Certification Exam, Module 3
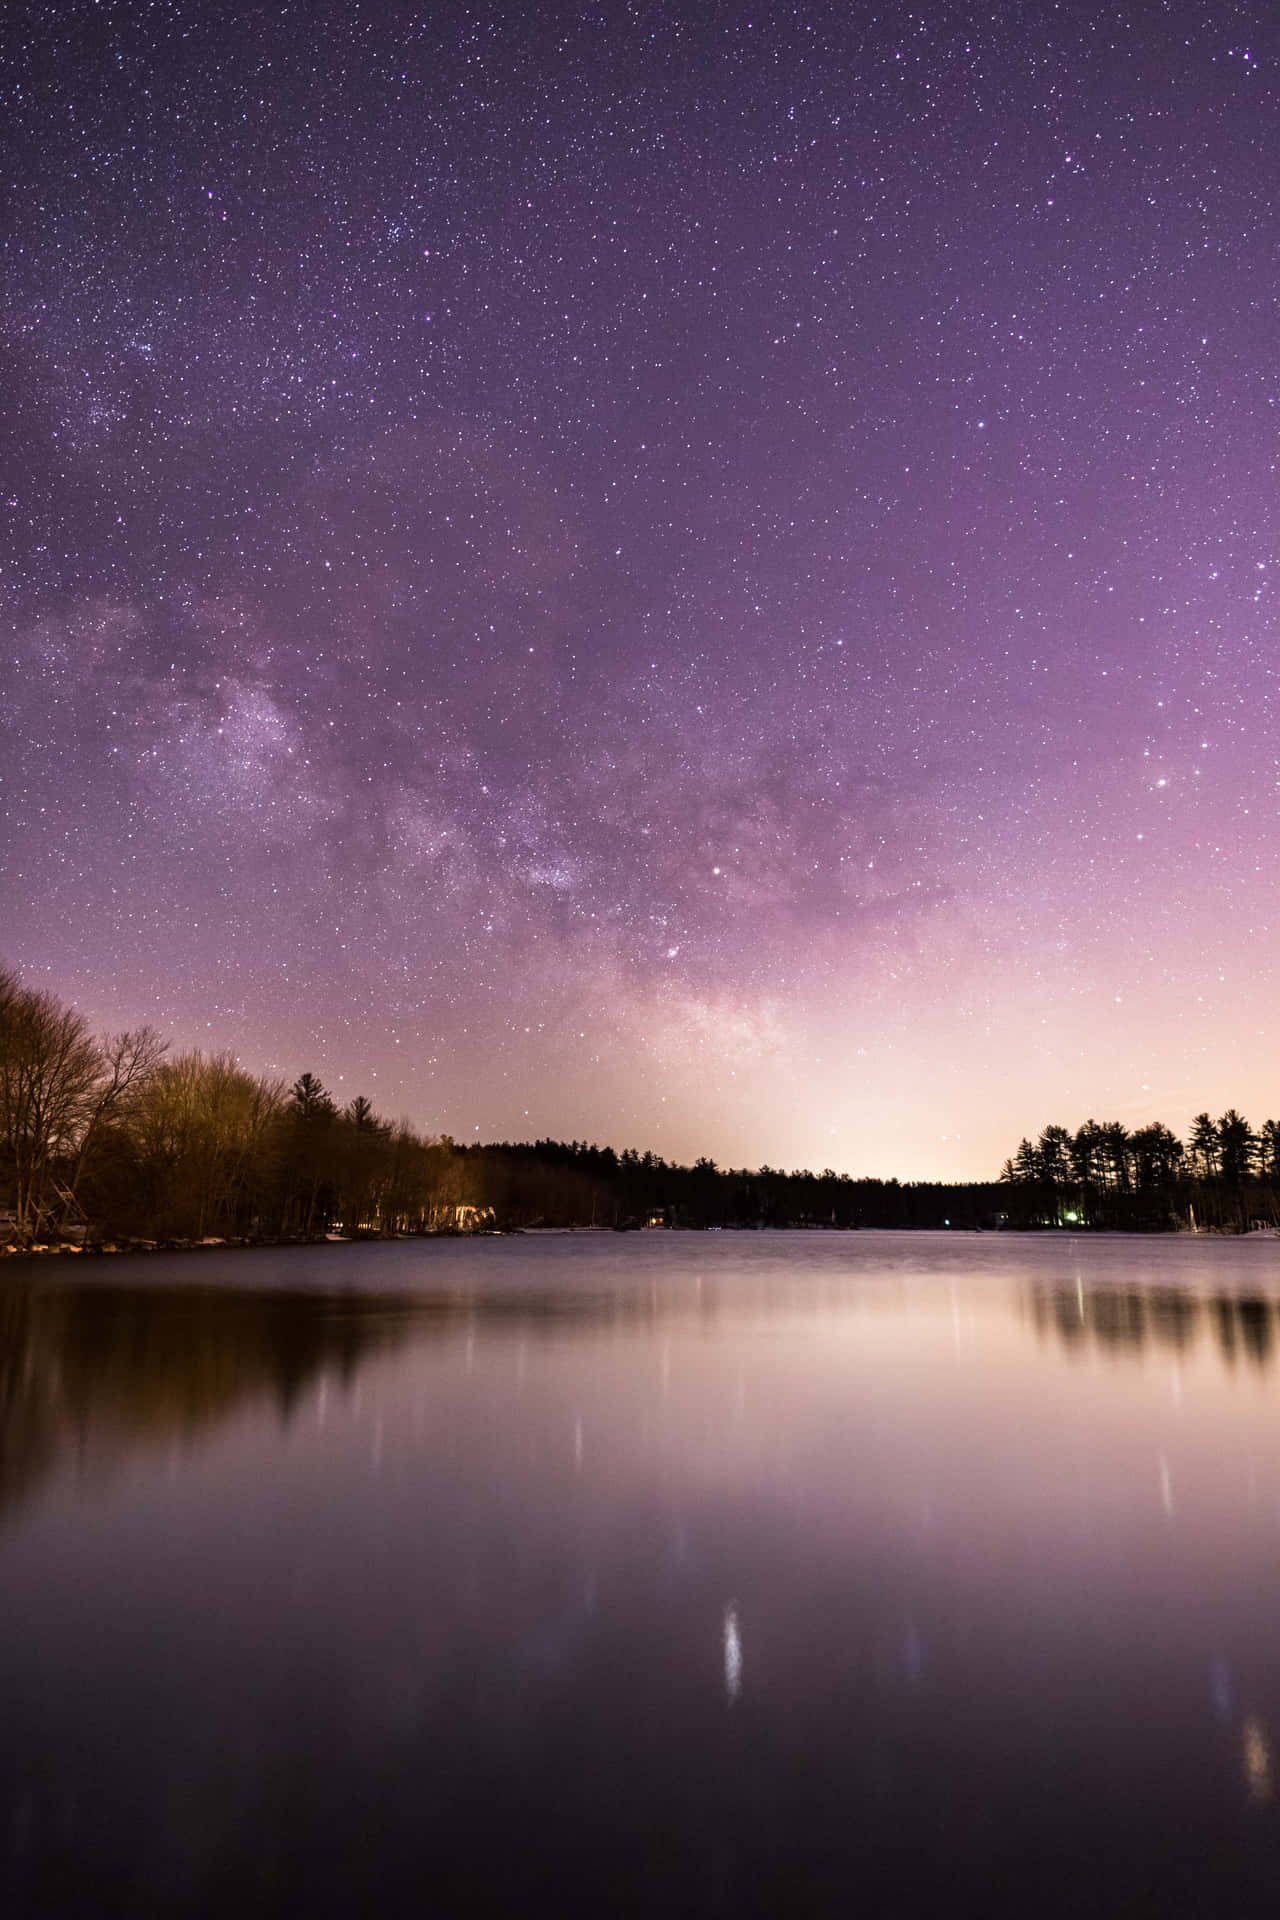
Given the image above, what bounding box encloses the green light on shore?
[1064,1211,1080,1223]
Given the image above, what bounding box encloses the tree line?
[0,967,464,1246]
[452,1136,1008,1234]
[1001,1112,1280,1231]
[0,965,1013,1245]
[4,963,1274,1246]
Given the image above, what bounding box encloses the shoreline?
[5,1222,1278,1264]
[0,1228,514,1261]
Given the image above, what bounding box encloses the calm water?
[5,1231,1280,1916]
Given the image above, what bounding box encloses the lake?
[4,1230,1280,1915]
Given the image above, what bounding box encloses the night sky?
[3,1,1277,1179]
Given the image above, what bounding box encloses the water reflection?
[0,1263,698,1526]
[1244,1717,1275,1801]
[1028,1282,1280,1368]
[0,1278,420,1524]
[723,1604,743,1705]
[6,1259,1280,1537]
[5,1239,1280,1917]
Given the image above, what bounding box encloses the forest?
[999,1114,1280,1233]
[0,964,1274,1247]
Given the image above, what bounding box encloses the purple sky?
[3,1,1277,1178]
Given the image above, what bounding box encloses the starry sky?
[3,0,1277,1180]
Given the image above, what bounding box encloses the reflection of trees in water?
[0,1280,421,1525]
[0,1273,689,1527]
[1230,1296,1272,1366]
[1029,1284,1278,1369]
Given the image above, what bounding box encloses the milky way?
[2,2,1277,1178]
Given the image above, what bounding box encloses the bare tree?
[135,1052,284,1238]
[0,969,105,1236]
[68,1026,168,1205]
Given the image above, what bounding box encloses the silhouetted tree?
[345,1094,381,1133]
[1100,1121,1131,1191]
[290,1072,336,1121]
[1189,1112,1219,1179]
[1013,1138,1041,1182]
[1038,1124,1072,1187]
[1217,1110,1257,1187]
[1070,1121,1105,1189]
[1129,1122,1182,1191]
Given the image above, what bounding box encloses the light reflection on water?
[3,1231,1280,1915]
[723,1604,743,1706]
